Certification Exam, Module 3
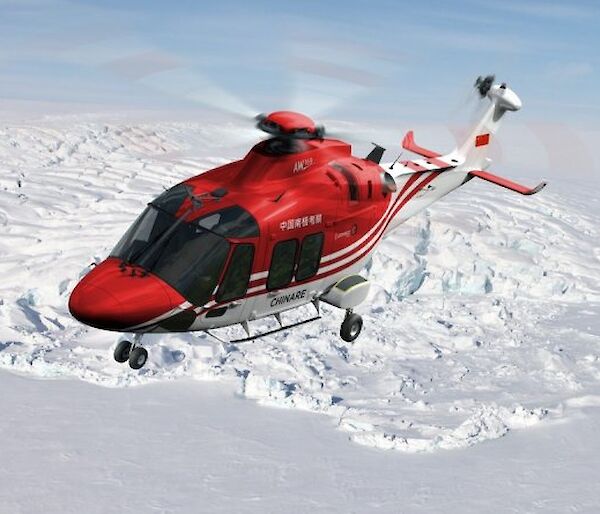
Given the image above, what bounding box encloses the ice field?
[0,118,599,512]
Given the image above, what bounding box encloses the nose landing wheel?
[113,335,148,369]
[128,346,148,370]
[113,340,132,363]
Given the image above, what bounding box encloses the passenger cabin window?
[296,233,324,281]
[267,240,298,290]
[217,244,254,303]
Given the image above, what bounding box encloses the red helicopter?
[69,76,546,369]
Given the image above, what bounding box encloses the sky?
[0,0,598,179]
[0,0,597,122]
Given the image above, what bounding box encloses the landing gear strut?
[340,309,363,342]
[113,334,148,369]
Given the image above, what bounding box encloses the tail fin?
[456,81,522,169]
[398,77,546,197]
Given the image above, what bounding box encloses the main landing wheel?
[114,340,132,363]
[128,346,148,370]
[340,312,363,342]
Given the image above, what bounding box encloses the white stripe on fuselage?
[318,173,432,274]
[320,187,400,264]
[129,171,438,330]
[125,301,192,331]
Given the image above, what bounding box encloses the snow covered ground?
[3,371,600,513]
[1,118,599,512]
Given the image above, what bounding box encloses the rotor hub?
[256,111,323,139]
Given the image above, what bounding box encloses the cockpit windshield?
[110,184,259,306]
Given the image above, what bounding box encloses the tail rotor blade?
[474,74,495,98]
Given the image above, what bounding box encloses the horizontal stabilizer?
[402,130,441,159]
[468,170,547,195]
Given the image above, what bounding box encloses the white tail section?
[396,78,545,205]
[456,83,522,170]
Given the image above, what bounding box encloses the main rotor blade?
[140,68,258,121]
[284,37,396,118]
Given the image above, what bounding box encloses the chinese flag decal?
[475,133,490,147]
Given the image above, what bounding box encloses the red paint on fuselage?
[69,258,185,330]
[69,136,391,332]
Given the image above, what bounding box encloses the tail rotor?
[474,74,495,98]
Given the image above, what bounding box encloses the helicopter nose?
[69,284,124,329]
[69,259,183,331]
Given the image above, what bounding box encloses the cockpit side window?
[110,204,231,307]
[109,191,257,307]
[195,206,259,238]
[151,228,230,306]
[197,213,221,231]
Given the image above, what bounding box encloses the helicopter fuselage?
[69,82,545,369]
[69,135,466,335]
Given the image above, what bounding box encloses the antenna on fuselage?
[389,152,403,170]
